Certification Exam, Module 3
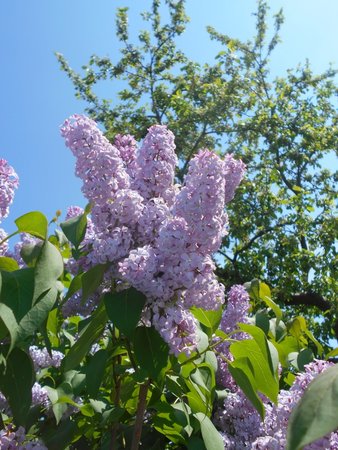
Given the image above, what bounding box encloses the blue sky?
[1,0,338,234]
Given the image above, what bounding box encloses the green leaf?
[194,412,224,450]
[0,257,19,272]
[0,347,34,425]
[0,269,34,321]
[104,288,146,336]
[60,213,87,249]
[16,242,64,342]
[230,328,278,403]
[187,436,206,450]
[133,326,169,379]
[20,242,43,267]
[85,349,108,397]
[46,382,73,424]
[42,418,77,450]
[63,302,108,371]
[15,211,48,239]
[0,303,19,353]
[64,273,82,302]
[32,241,64,305]
[153,400,187,444]
[240,323,279,375]
[286,364,338,450]
[191,307,222,331]
[82,264,107,302]
[228,357,265,419]
[261,295,283,324]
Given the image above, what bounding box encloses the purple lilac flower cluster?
[216,285,251,391]
[29,345,64,371]
[61,115,245,355]
[0,159,19,255]
[215,358,338,449]
[0,426,47,450]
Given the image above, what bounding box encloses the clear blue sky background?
[1,0,338,234]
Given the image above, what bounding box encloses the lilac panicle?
[0,159,19,222]
[29,345,63,371]
[60,115,130,209]
[133,125,178,203]
[216,285,250,391]
[223,153,246,204]
[173,149,229,254]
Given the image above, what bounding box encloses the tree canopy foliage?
[56,0,338,343]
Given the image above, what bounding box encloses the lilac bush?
[0,118,335,449]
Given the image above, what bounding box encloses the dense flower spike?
[216,285,251,390]
[0,159,19,222]
[173,149,229,254]
[223,154,246,204]
[60,115,130,209]
[61,115,245,354]
[133,125,178,202]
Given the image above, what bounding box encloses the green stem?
[0,230,19,247]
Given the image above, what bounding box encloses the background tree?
[56,0,337,343]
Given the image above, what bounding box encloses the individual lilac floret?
[133,125,178,202]
[223,154,246,204]
[0,159,19,222]
[152,304,198,356]
[29,346,64,371]
[173,149,229,254]
[60,115,130,209]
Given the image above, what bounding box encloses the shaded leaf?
[104,288,146,336]
[133,326,169,379]
[0,348,34,425]
[82,264,107,303]
[63,302,108,371]
[60,213,87,249]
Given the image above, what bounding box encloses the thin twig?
[130,379,151,450]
